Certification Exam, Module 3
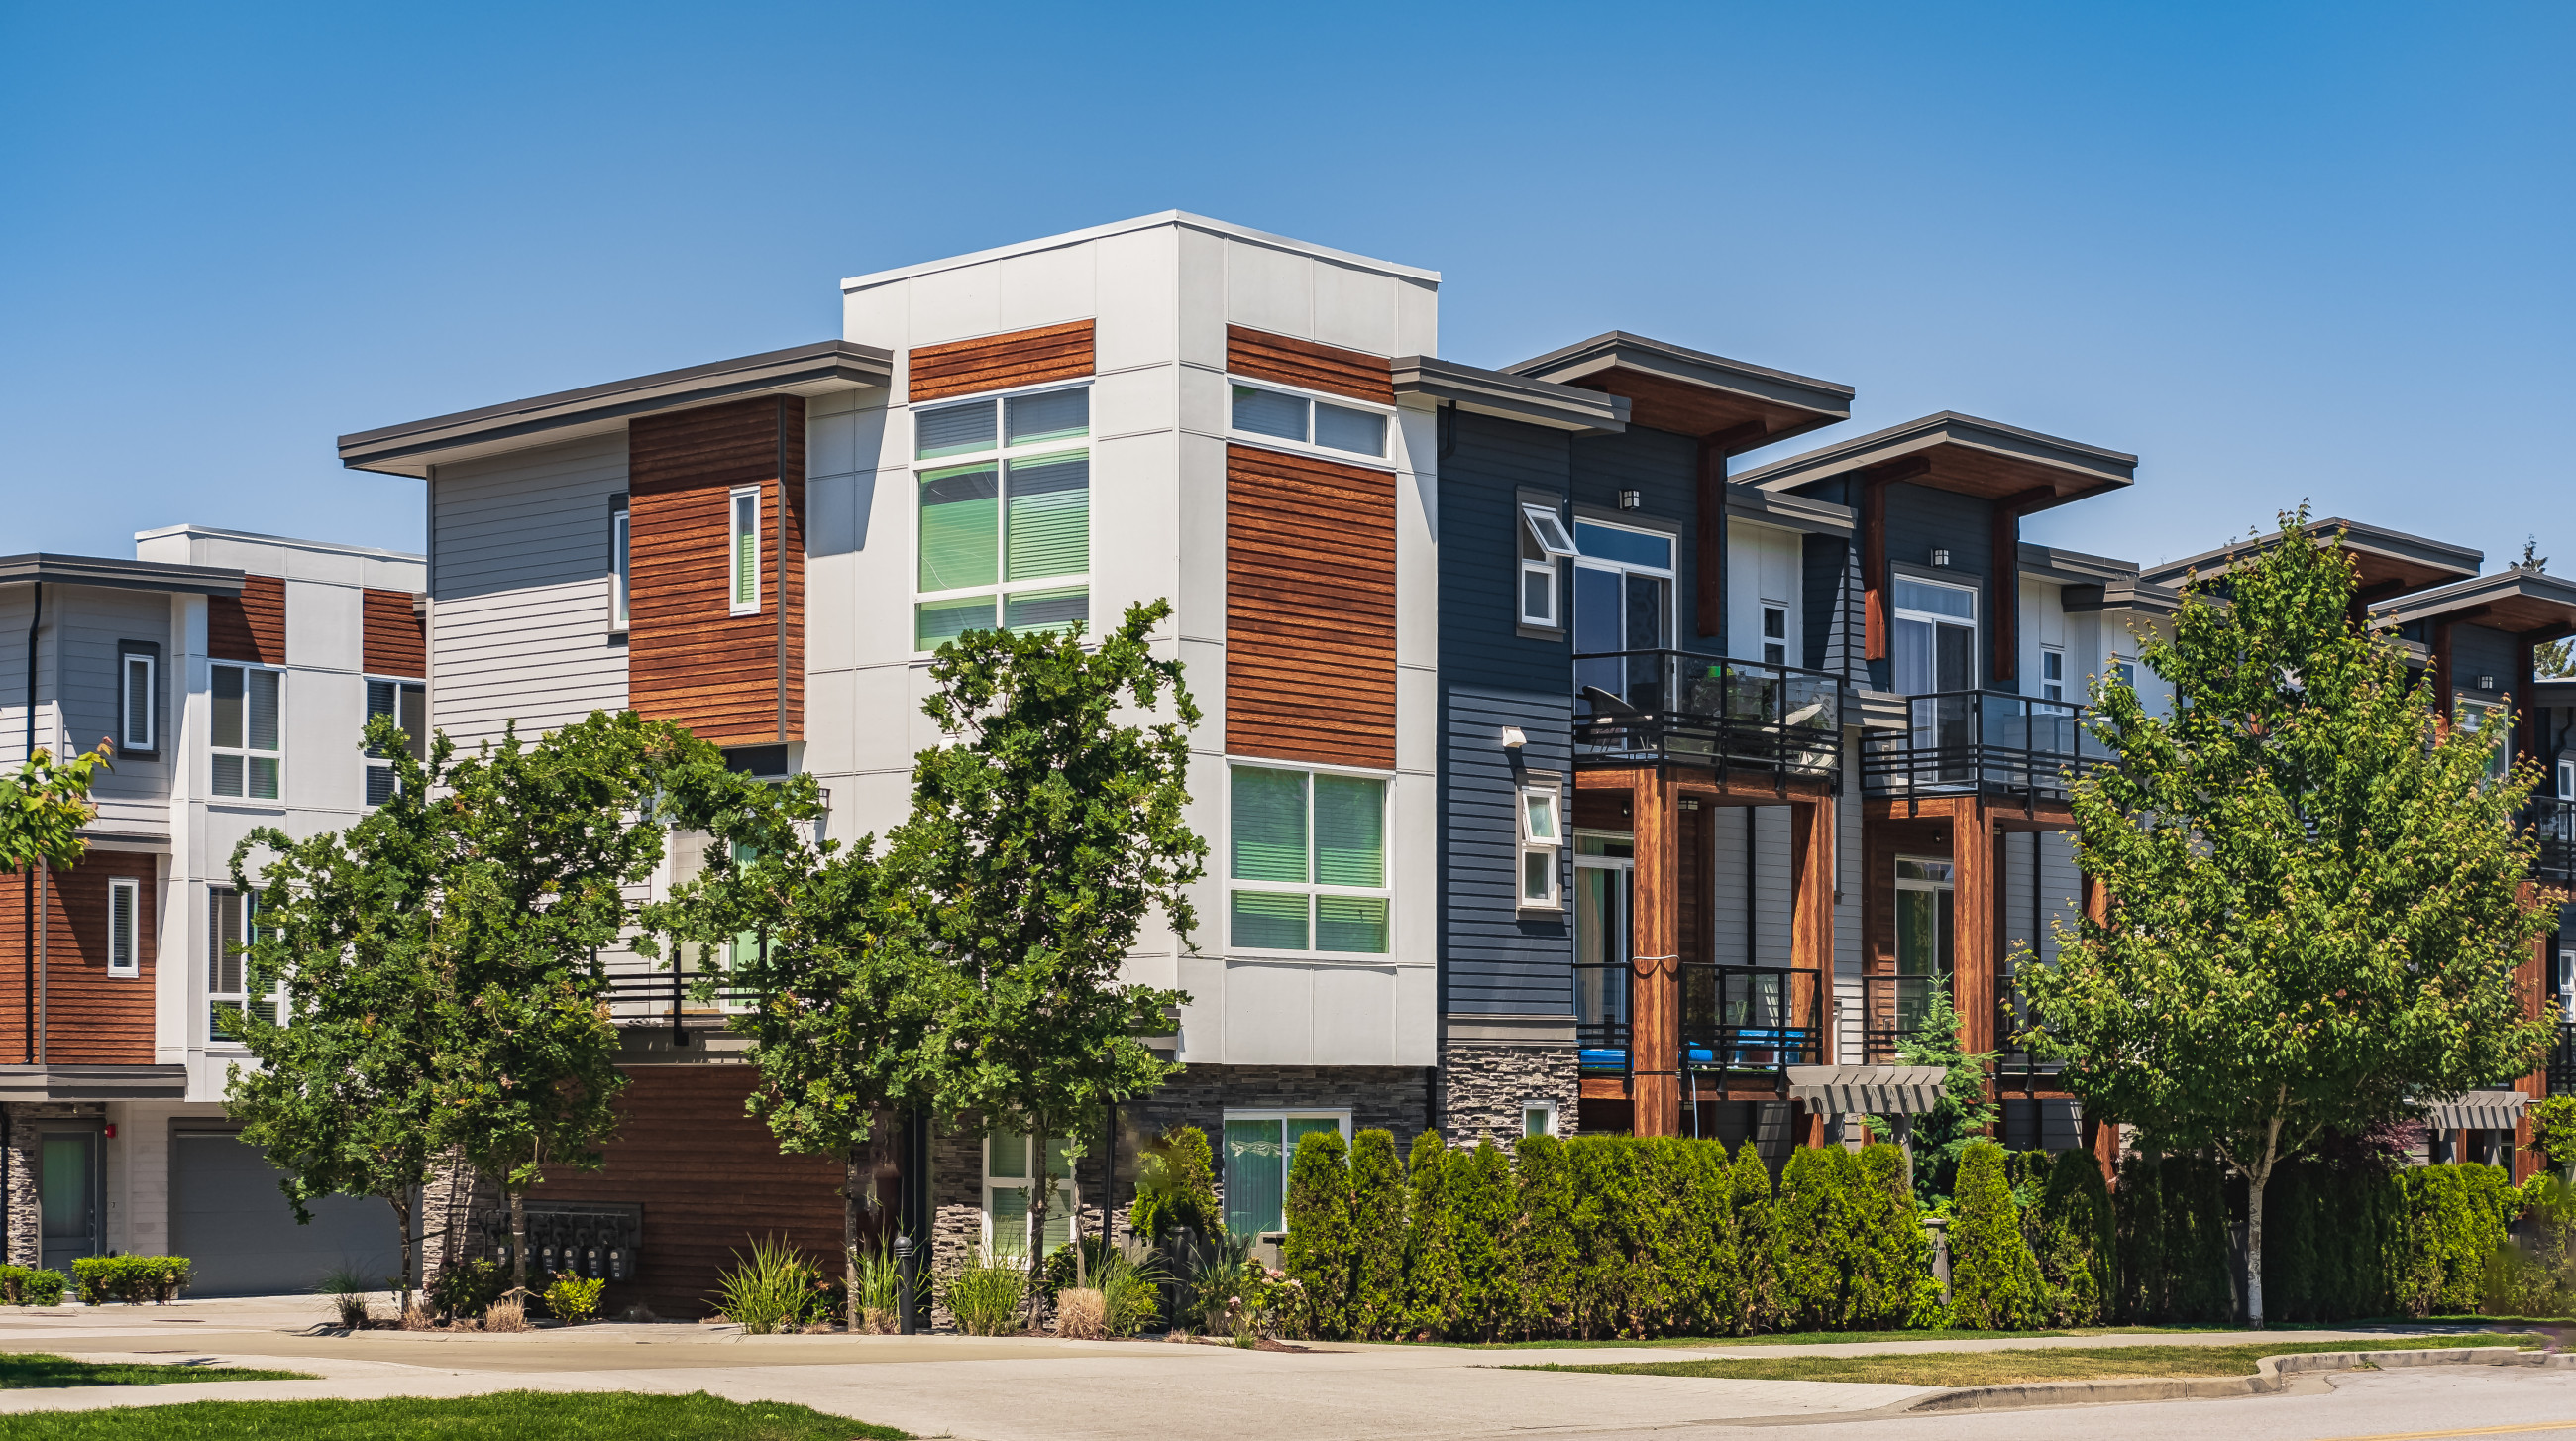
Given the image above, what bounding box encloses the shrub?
[1054,1286,1107,1338]
[1130,1126,1221,1244]
[2112,1151,2165,1321]
[1513,1133,1580,1340]
[1399,1131,1457,1337]
[1851,1143,1945,1329]
[944,1245,1031,1337]
[542,1274,605,1324]
[714,1236,825,1335]
[1728,1139,1778,1334]
[0,1266,65,1307]
[1347,1129,1408,1339]
[1675,1137,1739,1337]
[1771,1146,1854,1331]
[1450,1140,1518,1342]
[316,1266,374,1329]
[1281,1127,1354,1339]
[71,1256,190,1305]
[430,1257,507,1321]
[2032,1150,2114,1325]
[2399,1163,2516,1316]
[2530,1096,2576,1175]
[1092,1248,1164,1337]
[1946,1142,2044,1330]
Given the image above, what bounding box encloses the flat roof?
[339,340,893,479]
[1502,332,1853,450]
[133,524,423,565]
[2142,516,2480,599]
[2371,567,2576,637]
[1390,356,1627,433]
[841,210,1443,291]
[1737,411,2135,513]
[0,553,244,596]
[1726,483,1854,538]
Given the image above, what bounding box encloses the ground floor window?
[1893,855,1955,1036]
[1221,1111,1349,1236]
[1522,1099,1558,1137]
[983,1131,1073,1258]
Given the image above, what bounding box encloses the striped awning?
[1787,1065,1950,1116]
[2424,1091,2527,1130]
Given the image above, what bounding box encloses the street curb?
[1904,1345,2567,1413]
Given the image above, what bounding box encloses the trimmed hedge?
[1348,1129,1408,1339]
[1281,1128,1353,1338]
[1948,1141,2044,1329]
[71,1255,190,1305]
[0,1266,65,1306]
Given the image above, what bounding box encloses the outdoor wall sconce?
[1499,725,1528,749]
[1930,548,1952,567]
[2477,676,2497,690]
[1618,490,1642,510]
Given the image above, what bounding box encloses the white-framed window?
[364,679,427,807]
[982,1130,1073,1258]
[914,384,1091,651]
[609,498,630,631]
[1228,764,1390,955]
[210,664,282,801]
[208,886,278,1041]
[1519,783,1562,909]
[1229,381,1389,460]
[2040,646,2066,702]
[1571,519,1677,706]
[1761,604,1789,668]
[727,486,762,614]
[1519,503,1576,628]
[1522,1099,1559,1137]
[2557,949,2574,1024]
[2456,698,2509,780]
[1221,1110,1350,1236]
[2559,758,2574,801]
[106,877,140,978]
[1891,577,1978,696]
[2109,655,2137,692]
[119,652,155,753]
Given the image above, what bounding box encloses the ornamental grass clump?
[315,1267,375,1329]
[714,1237,825,1336]
[944,1245,1030,1337]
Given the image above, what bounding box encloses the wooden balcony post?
[1790,795,1836,1063]
[1952,803,1997,1066]
[1632,774,1681,1137]
[2518,880,2549,1182]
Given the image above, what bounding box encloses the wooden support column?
[1862,476,1892,663]
[2518,879,2549,1183]
[2082,870,2108,926]
[1789,795,1837,1063]
[1986,488,2052,687]
[1952,802,1997,1065]
[1632,774,1681,1137]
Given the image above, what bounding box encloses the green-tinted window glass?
[915,596,996,650]
[987,1132,1028,1180]
[1005,388,1088,447]
[987,1185,1029,1258]
[1223,1119,1286,1236]
[1005,452,1089,581]
[1003,587,1088,634]
[918,464,999,592]
[732,491,760,607]
[1316,895,1388,954]
[1231,768,1308,882]
[1313,776,1384,887]
[1231,890,1309,950]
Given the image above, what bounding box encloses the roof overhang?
[0,1064,190,1102]
[1391,356,1627,433]
[339,339,895,479]
[1736,412,2135,514]
[2534,679,2576,713]
[2061,579,2183,616]
[0,554,243,597]
[2371,567,2576,638]
[1502,332,1852,450]
[1787,1064,1950,1115]
[1726,482,1854,538]
[2143,517,2481,600]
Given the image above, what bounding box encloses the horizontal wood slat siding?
[628,398,804,747]
[524,1065,851,1319]
[1227,325,1395,405]
[0,854,157,1064]
[908,320,1095,402]
[206,575,285,665]
[361,588,425,677]
[1227,444,1395,768]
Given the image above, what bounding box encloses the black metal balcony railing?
[2551,1022,2576,1095]
[1861,690,2116,803]
[1857,970,2062,1088]
[603,968,760,1028]
[1573,961,1632,1075]
[1573,650,1845,782]
[1572,961,1824,1081]
[2530,799,2576,887]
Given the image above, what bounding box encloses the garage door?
[171,1132,405,1298]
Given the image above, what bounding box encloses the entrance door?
[1574,833,1636,1057]
[1572,522,1675,712]
[1892,578,1979,779]
[39,1132,98,1275]
[1892,856,1956,1042]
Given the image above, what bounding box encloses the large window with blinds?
[913,385,1090,650]
[1222,1111,1349,1236]
[207,887,279,1041]
[982,1131,1074,1258]
[363,679,427,806]
[209,664,282,801]
[1228,764,1390,955]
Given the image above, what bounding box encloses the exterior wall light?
[2477,676,2497,691]
[1500,725,1528,749]
[1930,548,1952,567]
[1617,490,1642,510]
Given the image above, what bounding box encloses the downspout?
[775,397,789,745]
[23,581,40,1064]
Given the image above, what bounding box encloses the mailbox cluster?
[477,1204,644,1282]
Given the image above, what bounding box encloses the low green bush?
[1129,1125,1221,1243]
[540,1275,605,1324]
[71,1256,190,1305]
[0,1266,65,1306]
[429,1257,506,1321]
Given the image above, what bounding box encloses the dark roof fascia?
[2061,579,2184,616]
[0,554,245,597]
[1725,483,1854,537]
[1734,411,2137,513]
[2018,542,2141,586]
[1501,332,1854,434]
[0,1063,190,1101]
[339,339,895,479]
[2370,568,2576,631]
[1391,356,1628,433]
[2140,516,2482,589]
[2531,678,2576,713]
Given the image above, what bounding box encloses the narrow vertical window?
[728,487,761,614]
[609,499,630,631]
[209,887,246,1039]
[1520,783,1562,909]
[209,665,282,801]
[120,653,155,753]
[364,680,425,806]
[2041,646,2066,702]
[107,877,140,978]
[1761,605,1789,668]
[1519,504,1575,629]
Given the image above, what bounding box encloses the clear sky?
[3,2,2568,573]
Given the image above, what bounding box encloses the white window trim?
[1223,375,1401,471]
[120,652,155,753]
[1224,759,1397,960]
[1572,518,1680,659]
[980,1130,1073,1257]
[727,486,762,615]
[208,663,284,803]
[1519,504,1576,630]
[1760,601,1791,667]
[106,877,140,978]
[911,383,1095,655]
[1518,782,1563,911]
[2559,758,2574,801]
[207,886,249,1047]
[609,505,630,632]
[363,676,424,807]
[2561,949,2575,1023]
[1220,1108,1354,1237]
[1521,1098,1559,1137]
[2040,644,2067,703]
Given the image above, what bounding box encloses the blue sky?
[3,2,2567,572]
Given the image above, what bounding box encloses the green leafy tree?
[1130,1125,1220,1242]
[885,600,1206,1315]
[1946,1140,2045,1329]
[2019,509,2558,1325]
[1281,1127,1354,1338]
[1872,979,1996,1204]
[1347,1129,1409,1339]
[0,741,111,873]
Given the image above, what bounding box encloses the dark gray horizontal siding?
[1569,426,1714,649]
[1883,481,2002,692]
[1443,686,1573,1016]
[2448,621,2519,711]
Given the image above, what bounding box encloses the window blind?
[918,465,1000,592]
[1223,1119,1286,1236]
[1005,388,1088,447]
[1312,402,1384,457]
[108,880,137,975]
[916,399,996,460]
[732,492,760,607]
[1231,768,1307,882]
[1312,776,1384,887]
[1004,452,1088,582]
[122,655,153,751]
[1003,588,1088,633]
[1232,386,1306,442]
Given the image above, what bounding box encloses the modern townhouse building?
[0,528,420,1291]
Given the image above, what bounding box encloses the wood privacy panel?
[909,320,1095,403]
[1227,326,1396,405]
[362,588,425,677]
[0,853,157,1064]
[1226,445,1396,768]
[627,396,805,747]
[206,575,285,665]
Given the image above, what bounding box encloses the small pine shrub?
[1449,1141,1518,1341]
[1729,1139,1779,1334]
[1512,1133,1580,1340]
[1399,1131,1458,1338]
[1347,1129,1408,1340]
[1130,1125,1222,1243]
[2032,1149,2113,1325]
[1946,1141,2045,1330]
[1281,1127,1355,1339]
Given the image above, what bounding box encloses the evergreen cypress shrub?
[1946,1141,2045,1329]
[1346,1129,1408,1340]
[1771,1145,1854,1331]
[1852,1142,1946,1329]
[1620,1140,1691,1335]
[1400,1131,1459,1338]
[1449,1140,1519,1341]
[1513,1133,1580,1340]
[1565,1137,1626,1337]
[2399,1163,2515,1316]
[2033,1149,2114,1325]
[1281,1127,1354,1339]
[2112,1152,2165,1321]
[1728,1139,1779,1333]
[2166,1154,2234,1322]
[1677,1138,1740,1336]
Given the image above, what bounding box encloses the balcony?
[2551,1022,2576,1094]
[1861,690,2116,803]
[1573,650,1845,783]
[605,967,758,1030]
[2531,799,2576,887]
[1574,961,1825,1085]
[1858,970,2061,1090]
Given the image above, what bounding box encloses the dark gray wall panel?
[1883,482,2005,692]
[1569,426,1713,650]
[172,1132,404,1297]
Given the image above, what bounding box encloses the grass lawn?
[1516,1332,2542,1386]
[0,1353,313,1389]
[0,1391,909,1439]
[1434,1324,2229,1349]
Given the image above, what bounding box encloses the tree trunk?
[845,1152,862,1333]
[507,1187,528,1294]
[1070,1148,1087,1290]
[389,1193,415,1318]
[2245,1167,2267,1328]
